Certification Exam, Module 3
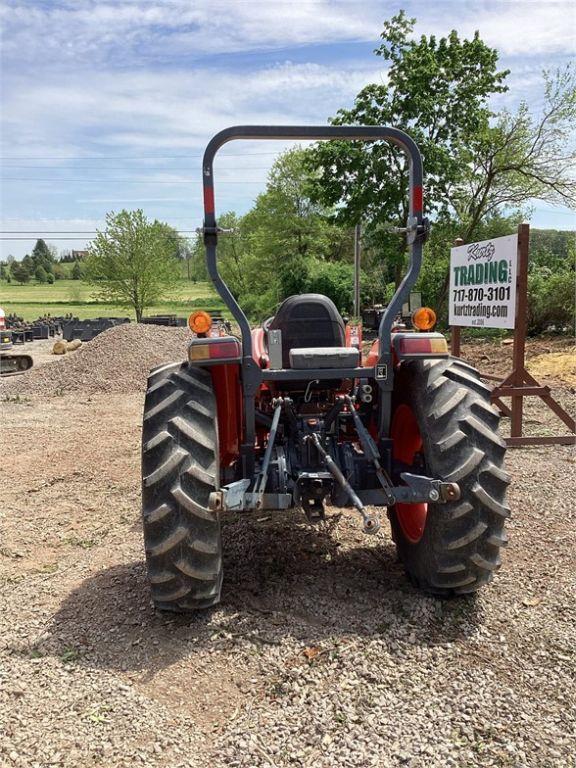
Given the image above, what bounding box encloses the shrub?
[528,267,575,334]
[35,265,48,283]
[278,256,310,299]
[53,263,66,280]
[308,261,355,314]
[11,262,31,284]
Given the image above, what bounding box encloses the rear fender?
[392,332,449,361]
[187,335,241,367]
[363,333,449,369]
[187,336,242,467]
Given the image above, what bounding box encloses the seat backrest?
[267,294,345,368]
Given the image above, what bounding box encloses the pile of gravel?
[1,324,191,397]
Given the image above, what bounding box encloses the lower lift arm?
[307,433,380,534]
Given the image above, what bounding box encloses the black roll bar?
[201,125,427,470]
[202,125,425,356]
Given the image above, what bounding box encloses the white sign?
[449,234,517,329]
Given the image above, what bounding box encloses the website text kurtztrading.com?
[452,302,509,327]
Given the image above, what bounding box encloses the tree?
[235,149,353,316]
[35,264,48,283]
[177,238,195,280]
[308,261,356,313]
[278,255,310,298]
[248,149,351,263]
[46,272,55,284]
[11,261,31,284]
[425,65,576,311]
[525,230,575,335]
[210,211,247,296]
[5,255,15,283]
[452,65,576,242]
[31,239,55,275]
[528,268,574,334]
[53,263,66,280]
[71,261,83,280]
[85,209,180,321]
[189,233,209,283]
[306,11,509,285]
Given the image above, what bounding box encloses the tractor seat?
[265,294,355,369]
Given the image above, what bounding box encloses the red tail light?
[188,337,241,363]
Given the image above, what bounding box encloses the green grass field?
[0,279,225,321]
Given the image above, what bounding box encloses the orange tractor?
[141,126,509,612]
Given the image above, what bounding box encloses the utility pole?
[353,223,361,318]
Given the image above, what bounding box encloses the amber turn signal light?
[188,310,212,335]
[412,306,437,331]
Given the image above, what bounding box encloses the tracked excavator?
[0,307,33,376]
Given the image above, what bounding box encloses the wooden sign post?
[449,223,575,447]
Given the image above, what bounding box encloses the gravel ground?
[1,332,575,767]
[1,324,191,397]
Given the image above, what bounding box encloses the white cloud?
[1,0,573,261]
[443,2,575,56]
[0,0,379,64]
[1,0,573,68]
[1,61,384,159]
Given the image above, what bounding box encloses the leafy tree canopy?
[204,150,354,317]
[452,65,576,242]
[11,261,31,284]
[85,209,180,321]
[34,264,49,283]
[71,261,83,280]
[31,239,55,274]
[306,11,509,237]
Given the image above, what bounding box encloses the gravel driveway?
[1,332,574,767]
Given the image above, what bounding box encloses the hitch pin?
[307,433,380,535]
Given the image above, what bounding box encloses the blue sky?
[0,0,574,260]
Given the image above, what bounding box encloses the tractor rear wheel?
[141,362,222,612]
[390,357,510,596]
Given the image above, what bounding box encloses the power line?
[0,231,200,234]
[0,177,268,183]
[0,150,290,161]
[0,237,92,241]
[0,238,195,241]
[0,233,203,241]
[0,164,275,170]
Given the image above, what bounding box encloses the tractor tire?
[389,357,510,596]
[141,362,222,612]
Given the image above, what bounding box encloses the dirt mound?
[528,351,576,387]
[461,336,575,386]
[1,323,192,397]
